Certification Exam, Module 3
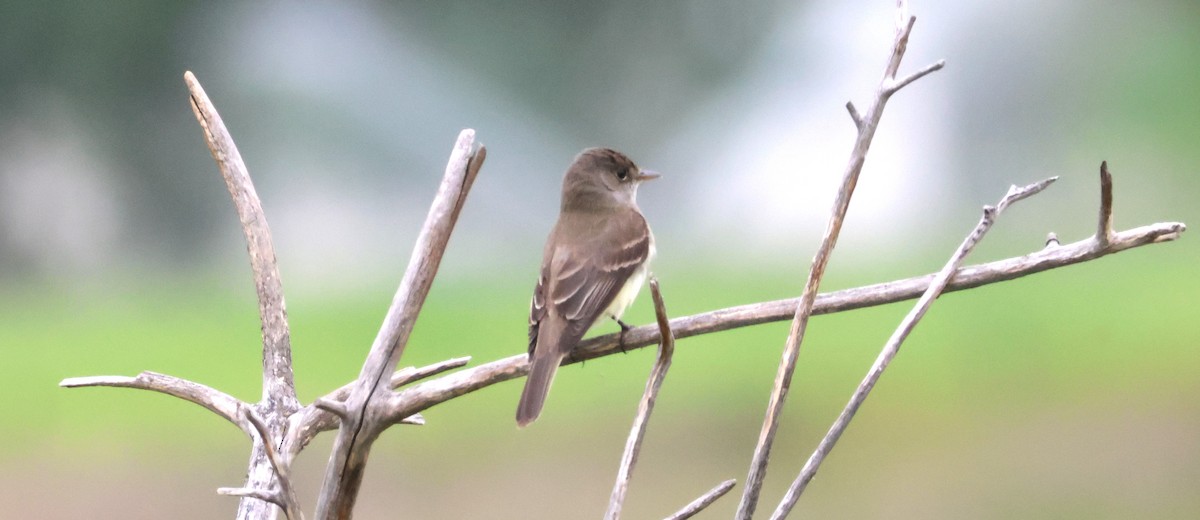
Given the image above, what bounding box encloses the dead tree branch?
[735,4,944,516]
[664,479,738,520]
[184,71,298,412]
[282,356,469,458]
[770,178,1056,519]
[375,198,1183,424]
[218,409,304,520]
[59,372,252,437]
[54,26,1187,520]
[184,70,301,520]
[605,279,678,520]
[313,131,485,519]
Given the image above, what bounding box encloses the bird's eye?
[616,169,629,181]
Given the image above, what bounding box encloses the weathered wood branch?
[770,178,1056,519]
[218,409,304,520]
[184,70,299,520]
[604,279,677,520]
[735,4,944,516]
[377,197,1183,425]
[664,479,738,520]
[283,357,469,458]
[313,131,485,519]
[59,371,253,437]
[184,71,297,412]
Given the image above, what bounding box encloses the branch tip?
[1098,161,1115,242]
[845,101,864,130]
[666,479,738,520]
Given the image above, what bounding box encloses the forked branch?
[313,131,486,519]
[735,3,945,516]
[770,177,1056,519]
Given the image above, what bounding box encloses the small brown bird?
[516,148,658,426]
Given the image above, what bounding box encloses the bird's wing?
[546,210,651,349]
[528,266,548,355]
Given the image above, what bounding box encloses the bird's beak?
[636,169,661,182]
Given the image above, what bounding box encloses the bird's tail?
[516,351,563,427]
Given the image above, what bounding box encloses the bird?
[516,148,658,427]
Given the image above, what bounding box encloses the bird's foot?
[615,318,633,353]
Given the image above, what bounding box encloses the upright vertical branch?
[313,131,485,519]
[1097,161,1114,244]
[769,178,1057,519]
[185,70,300,520]
[604,279,676,520]
[735,3,944,517]
[185,71,297,413]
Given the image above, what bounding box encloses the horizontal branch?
[383,218,1184,419]
[60,371,252,437]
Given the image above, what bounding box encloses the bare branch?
[60,371,252,437]
[391,356,472,388]
[996,177,1058,213]
[219,487,285,508]
[281,357,468,458]
[665,479,738,520]
[184,71,297,413]
[770,178,1055,519]
[236,409,303,520]
[1098,161,1114,244]
[885,59,946,95]
[735,5,943,517]
[314,398,349,420]
[845,101,863,131]
[314,132,486,519]
[605,278,676,520]
[381,215,1184,423]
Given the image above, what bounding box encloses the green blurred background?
[2,1,1196,518]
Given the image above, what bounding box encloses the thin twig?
[845,102,863,131]
[770,178,1056,519]
[735,4,944,517]
[313,132,485,519]
[886,59,946,94]
[605,278,676,520]
[664,479,738,520]
[1098,161,1114,244]
[59,372,253,437]
[391,356,472,388]
[218,488,286,509]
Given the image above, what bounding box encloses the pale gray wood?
[735,5,945,517]
[664,480,738,520]
[605,279,677,520]
[312,132,485,519]
[770,178,1056,519]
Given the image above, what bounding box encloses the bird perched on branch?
[516,148,658,426]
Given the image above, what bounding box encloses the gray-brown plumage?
[516,148,658,427]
